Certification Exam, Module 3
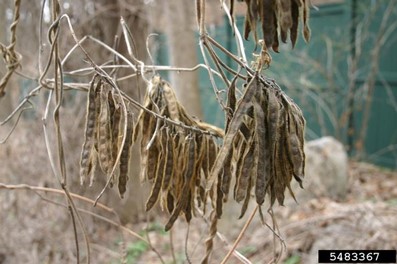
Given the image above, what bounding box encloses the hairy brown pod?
[209,76,258,191]
[80,76,99,185]
[97,85,114,178]
[235,137,255,202]
[146,128,168,211]
[254,100,268,205]
[165,136,196,231]
[118,110,134,198]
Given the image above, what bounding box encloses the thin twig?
[220,205,258,264]
[0,182,166,262]
[65,64,223,79]
[169,228,177,264]
[199,40,226,111]
[120,16,149,84]
[0,85,41,125]
[221,1,247,63]
[185,224,192,264]
[49,3,82,262]
[203,40,231,87]
[0,101,33,143]
[144,213,166,264]
[203,40,247,80]
[196,206,251,264]
[0,0,22,97]
[0,183,113,212]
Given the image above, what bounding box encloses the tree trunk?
[163,0,203,119]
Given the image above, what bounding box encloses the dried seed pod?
[272,103,291,205]
[266,89,281,157]
[272,12,280,53]
[162,81,180,122]
[239,121,252,141]
[288,131,304,181]
[166,192,175,214]
[147,142,161,182]
[220,151,233,201]
[203,135,219,185]
[200,136,210,179]
[239,172,253,219]
[235,137,255,202]
[225,74,238,133]
[165,136,196,231]
[208,137,219,166]
[266,90,280,181]
[291,104,306,156]
[240,0,309,50]
[302,0,311,43]
[197,185,206,208]
[209,76,258,191]
[139,150,149,183]
[145,157,164,211]
[138,94,156,146]
[233,138,247,201]
[279,0,292,43]
[97,85,113,178]
[184,192,193,222]
[118,110,134,198]
[254,100,268,205]
[140,110,158,182]
[89,82,102,185]
[110,93,122,168]
[272,150,285,205]
[146,128,168,211]
[215,173,224,218]
[290,0,299,47]
[276,125,297,205]
[243,11,252,41]
[133,105,146,144]
[183,136,196,187]
[260,0,277,49]
[108,91,116,129]
[193,134,205,177]
[88,147,98,186]
[240,129,259,219]
[192,136,205,212]
[172,135,187,195]
[80,76,99,185]
[162,130,175,191]
[287,104,305,181]
[243,0,254,40]
[278,94,305,188]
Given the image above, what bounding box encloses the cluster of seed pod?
[134,76,223,231]
[79,75,134,198]
[209,75,305,219]
[231,0,311,51]
[79,74,305,231]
